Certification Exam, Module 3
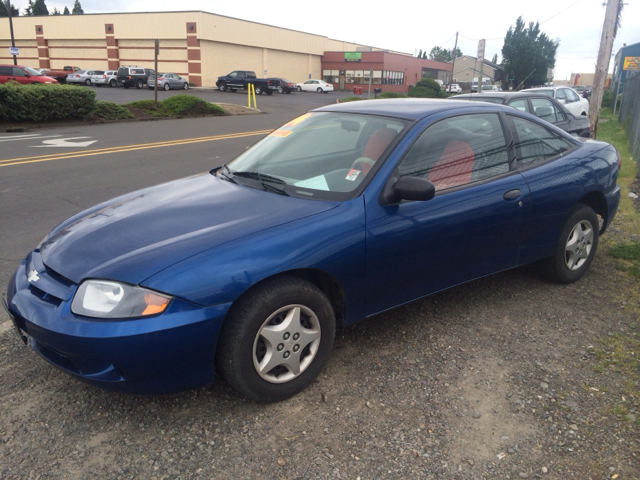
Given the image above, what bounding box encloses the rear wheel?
[163,83,170,91]
[183,82,189,90]
[540,204,599,283]
[216,276,336,402]
[317,87,323,93]
[136,79,143,89]
[277,86,284,94]
[254,85,263,95]
[85,79,91,86]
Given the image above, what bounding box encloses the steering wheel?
[351,157,375,171]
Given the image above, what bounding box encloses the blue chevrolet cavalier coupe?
[4,99,621,402]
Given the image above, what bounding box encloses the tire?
[277,86,284,94]
[218,83,227,92]
[85,79,91,86]
[266,89,273,95]
[136,79,143,89]
[317,87,323,93]
[216,276,336,402]
[286,90,291,94]
[540,204,599,284]
[163,83,170,91]
[297,86,302,92]
[254,85,263,95]
[109,79,116,87]
[183,82,189,90]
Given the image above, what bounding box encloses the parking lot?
[1,91,639,479]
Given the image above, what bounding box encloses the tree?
[0,0,20,17]
[428,46,463,63]
[417,49,422,58]
[23,0,34,15]
[32,0,49,15]
[51,6,60,14]
[501,16,559,89]
[491,54,498,64]
[72,0,83,14]
[63,6,69,14]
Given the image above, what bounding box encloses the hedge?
[0,83,96,122]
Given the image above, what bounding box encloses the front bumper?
[5,253,231,395]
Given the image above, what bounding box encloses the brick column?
[35,25,50,69]
[105,24,119,70]
[186,22,201,87]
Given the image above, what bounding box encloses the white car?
[297,79,333,93]
[446,83,462,93]
[66,70,96,86]
[91,70,118,87]
[523,86,589,117]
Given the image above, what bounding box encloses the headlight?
[71,280,172,319]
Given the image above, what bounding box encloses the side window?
[509,115,575,168]
[564,88,579,103]
[228,72,237,78]
[555,89,566,102]
[0,66,12,75]
[12,67,27,77]
[398,113,510,191]
[530,98,565,124]
[508,99,529,112]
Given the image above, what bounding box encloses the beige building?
[568,72,612,87]
[449,55,503,84]
[0,11,383,87]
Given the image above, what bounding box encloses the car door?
[364,111,531,315]
[507,98,530,113]
[504,113,582,265]
[529,97,570,132]
[12,67,30,85]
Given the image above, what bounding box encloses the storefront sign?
[344,52,361,62]
[623,56,640,70]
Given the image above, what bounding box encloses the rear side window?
[131,69,144,75]
[530,98,565,124]
[0,66,12,75]
[509,115,575,168]
[508,99,529,112]
[398,113,509,191]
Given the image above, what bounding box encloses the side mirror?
[381,175,435,205]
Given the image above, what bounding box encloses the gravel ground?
[2,214,639,480]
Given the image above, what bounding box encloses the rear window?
[117,67,128,75]
[131,69,144,75]
[94,71,105,75]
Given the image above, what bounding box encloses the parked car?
[0,65,58,84]
[44,66,82,84]
[66,70,96,86]
[91,70,118,88]
[445,83,462,93]
[522,86,589,117]
[449,92,591,137]
[117,66,155,89]
[481,84,500,93]
[267,77,297,94]
[147,73,189,91]
[216,70,274,95]
[4,99,620,403]
[297,79,333,93]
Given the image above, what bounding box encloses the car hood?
[40,173,338,285]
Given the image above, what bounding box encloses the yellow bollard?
[247,83,252,108]
[251,83,257,109]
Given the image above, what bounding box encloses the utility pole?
[476,39,485,94]
[447,32,459,93]
[589,0,620,138]
[7,0,17,65]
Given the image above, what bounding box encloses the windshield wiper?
[233,171,290,196]
[217,164,238,184]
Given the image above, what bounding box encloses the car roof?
[315,98,510,121]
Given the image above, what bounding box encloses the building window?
[382,71,404,85]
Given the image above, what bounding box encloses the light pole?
[7,0,17,65]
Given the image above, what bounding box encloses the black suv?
[117,66,155,89]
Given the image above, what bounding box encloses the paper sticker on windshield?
[269,129,293,138]
[345,169,361,181]
[283,113,313,127]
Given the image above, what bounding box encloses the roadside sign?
[477,39,485,62]
[547,68,554,79]
[9,47,19,56]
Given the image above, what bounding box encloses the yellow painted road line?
[0,129,273,168]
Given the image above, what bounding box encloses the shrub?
[378,92,406,98]
[94,101,134,120]
[161,94,225,116]
[0,83,96,122]
[339,96,364,103]
[408,78,447,99]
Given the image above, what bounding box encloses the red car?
[0,65,58,85]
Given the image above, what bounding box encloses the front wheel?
[540,204,599,283]
[297,86,302,92]
[254,85,263,95]
[136,79,143,89]
[216,276,336,402]
[109,79,116,87]
[218,83,227,92]
[85,79,91,86]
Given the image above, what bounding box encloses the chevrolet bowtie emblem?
[27,270,40,283]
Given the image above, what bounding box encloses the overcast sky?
[9,0,639,80]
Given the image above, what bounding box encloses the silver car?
[66,70,95,86]
[91,70,118,88]
[147,73,189,91]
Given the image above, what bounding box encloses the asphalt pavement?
[0,88,353,325]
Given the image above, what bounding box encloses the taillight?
[616,149,621,169]
[103,75,106,78]
[267,80,270,85]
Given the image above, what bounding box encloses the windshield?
[24,67,43,76]
[535,89,554,97]
[223,112,409,200]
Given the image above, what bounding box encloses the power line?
[540,0,585,24]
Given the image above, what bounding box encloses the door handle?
[503,189,522,200]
